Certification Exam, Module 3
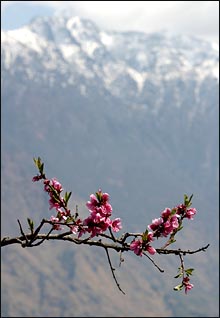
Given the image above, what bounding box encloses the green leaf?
[173,283,183,291]
[184,194,189,206]
[27,218,34,234]
[64,191,72,205]
[39,163,44,174]
[96,190,102,203]
[177,225,183,232]
[171,208,177,216]
[33,157,42,170]
[185,268,194,276]
[170,238,176,244]
[188,194,193,203]
[184,193,193,207]
[65,216,75,223]
[174,272,183,279]
[142,228,149,242]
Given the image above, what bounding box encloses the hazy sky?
[1,1,219,43]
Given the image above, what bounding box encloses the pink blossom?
[84,189,121,237]
[49,197,62,210]
[69,225,79,234]
[98,218,111,231]
[86,194,99,212]
[146,232,154,243]
[163,220,172,236]
[111,218,122,232]
[83,215,111,238]
[87,211,99,223]
[183,277,194,294]
[171,215,179,229]
[51,178,63,192]
[96,205,112,217]
[145,245,156,255]
[148,217,163,231]
[130,239,143,256]
[50,216,63,230]
[56,208,68,221]
[86,191,112,217]
[102,202,113,215]
[32,175,42,182]
[161,208,172,219]
[185,208,197,220]
[44,179,50,192]
[162,215,179,236]
[78,227,87,238]
[102,192,110,202]
[175,204,186,216]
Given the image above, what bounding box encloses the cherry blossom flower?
[183,276,194,294]
[69,225,79,234]
[185,208,197,220]
[50,216,63,230]
[130,239,143,256]
[111,218,122,232]
[32,175,42,182]
[51,178,63,192]
[146,245,156,255]
[148,217,163,232]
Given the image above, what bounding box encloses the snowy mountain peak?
[1,14,219,97]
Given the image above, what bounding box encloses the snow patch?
[60,44,79,60]
[82,41,99,57]
[100,32,113,47]
[7,27,46,53]
[66,16,81,30]
[127,68,148,93]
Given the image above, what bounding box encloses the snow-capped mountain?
[1,15,219,98]
[1,15,219,318]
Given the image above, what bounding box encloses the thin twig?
[17,220,29,246]
[28,218,47,245]
[156,244,210,255]
[104,246,125,295]
[108,227,116,242]
[142,251,164,272]
[31,227,54,246]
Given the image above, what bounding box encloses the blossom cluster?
[130,203,197,258]
[83,189,122,237]
[44,178,71,230]
[130,231,156,256]
[33,173,121,238]
[129,200,197,294]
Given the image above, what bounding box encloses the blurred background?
[1,1,219,317]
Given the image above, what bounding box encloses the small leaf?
[188,194,193,204]
[39,163,44,174]
[184,194,189,206]
[177,225,183,232]
[171,208,177,216]
[65,216,75,224]
[27,218,34,234]
[173,283,183,291]
[33,157,42,170]
[64,191,72,205]
[185,268,194,276]
[170,238,176,244]
[96,190,102,203]
[174,272,183,279]
[142,228,149,242]
[184,193,193,207]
